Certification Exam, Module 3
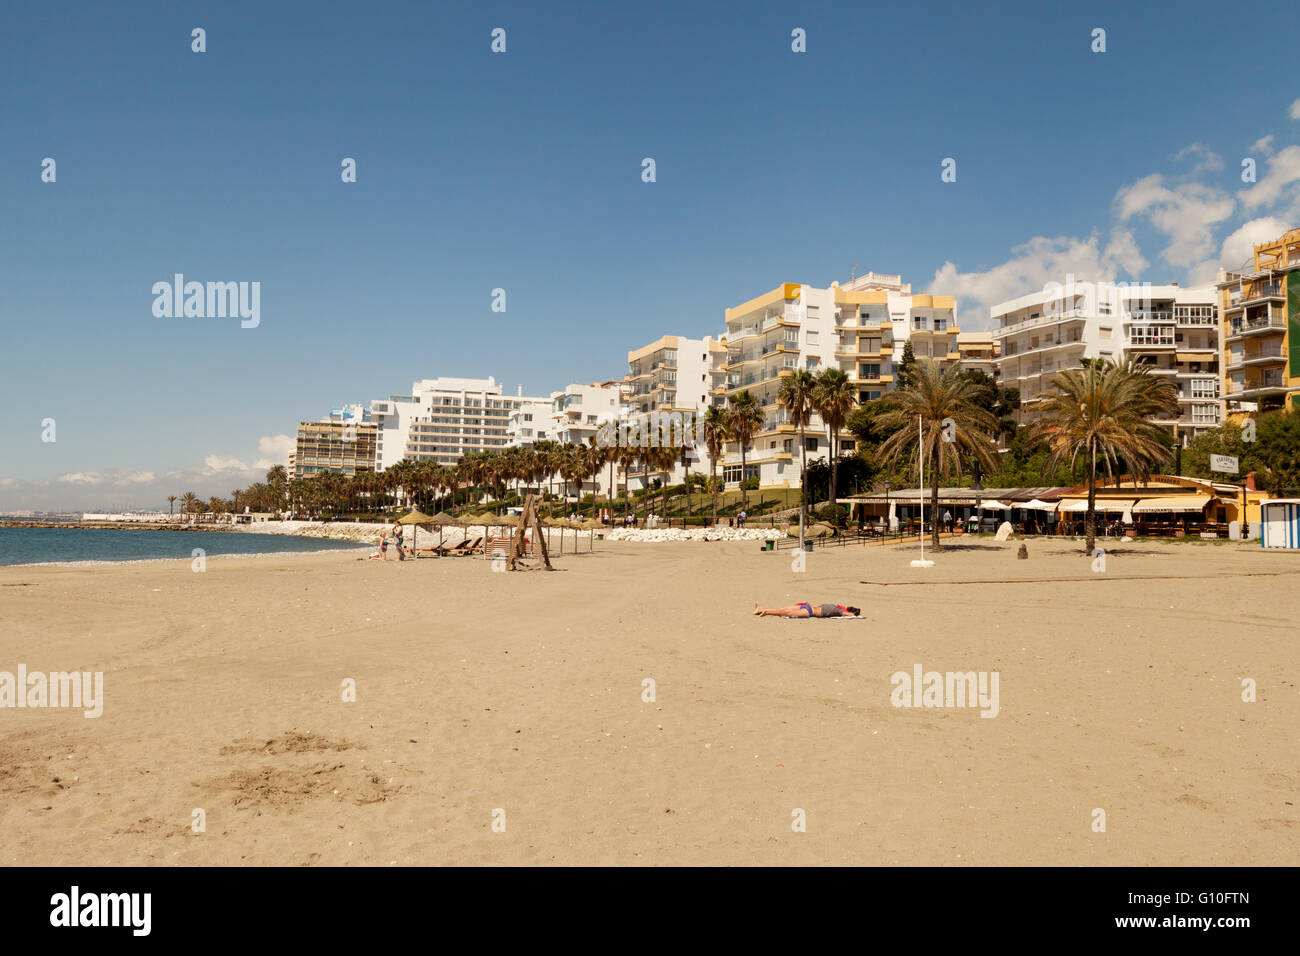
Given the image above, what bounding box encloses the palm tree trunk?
[1086,442,1097,553]
[740,445,748,510]
[798,424,807,548]
[828,426,838,527]
[930,448,941,552]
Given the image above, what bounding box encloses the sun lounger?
[442,536,483,556]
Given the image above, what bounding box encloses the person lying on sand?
[754,602,861,618]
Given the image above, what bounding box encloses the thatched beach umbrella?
[397,508,434,553]
[429,511,455,550]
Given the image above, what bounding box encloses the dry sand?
[1,536,1297,866]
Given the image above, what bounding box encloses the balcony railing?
[1129,310,1173,322]
[1229,314,1287,335]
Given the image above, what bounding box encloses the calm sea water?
[0,526,365,567]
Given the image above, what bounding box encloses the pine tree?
[895,339,917,391]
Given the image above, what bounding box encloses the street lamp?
[971,466,984,534]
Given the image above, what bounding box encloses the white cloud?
[201,455,248,474]
[1174,143,1223,173]
[1114,174,1234,273]
[1217,217,1294,273]
[1250,135,1275,157]
[1290,98,1300,120]
[57,472,104,485]
[1240,144,1300,211]
[254,435,294,469]
[928,230,1147,331]
[111,470,156,485]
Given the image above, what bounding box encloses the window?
[860,364,881,378]
[1191,379,1218,399]
[1099,327,1112,339]
[806,330,819,344]
[805,437,819,451]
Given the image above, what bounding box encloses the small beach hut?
[1260,499,1300,550]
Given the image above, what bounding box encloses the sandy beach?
[1,536,1297,866]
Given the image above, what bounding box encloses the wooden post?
[509,493,553,571]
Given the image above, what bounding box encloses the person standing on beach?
[390,520,405,560]
[378,530,389,560]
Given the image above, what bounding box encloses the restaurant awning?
[1132,495,1212,514]
[1057,499,1136,513]
[1019,498,1058,511]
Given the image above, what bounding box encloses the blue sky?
[3,0,1300,509]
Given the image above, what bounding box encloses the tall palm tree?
[702,405,728,526]
[725,390,764,511]
[875,359,1001,552]
[167,495,178,518]
[582,439,605,518]
[813,368,857,525]
[180,491,199,519]
[1031,359,1178,553]
[778,368,818,544]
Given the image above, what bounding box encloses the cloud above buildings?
[931,104,1300,329]
[254,434,295,470]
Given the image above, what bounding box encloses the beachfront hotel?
[291,417,379,478]
[368,376,552,468]
[991,280,1221,442]
[715,272,978,489]
[1218,227,1300,416]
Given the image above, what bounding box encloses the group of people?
[368,520,408,561]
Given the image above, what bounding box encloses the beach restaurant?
[1053,475,1263,537]
[841,475,1265,537]
[839,486,1071,534]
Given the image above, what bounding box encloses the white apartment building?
[368,376,551,468]
[504,398,558,446]
[621,335,727,492]
[717,273,967,488]
[991,279,1220,441]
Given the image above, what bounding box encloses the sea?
[0,526,365,567]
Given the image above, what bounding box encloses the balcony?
[1229,371,1286,395]
[1226,344,1287,369]
[1128,310,1173,322]
[993,308,1088,338]
[1227,314,1287,339]
[1173,308,1217,326]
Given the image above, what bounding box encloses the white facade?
[369,376,551,468]
[717,273,963,488]
[625,335,727,491]
[991,279,1220,440]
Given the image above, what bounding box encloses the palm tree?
[167,495,177,518]
[778,368,818,544]
[1031,359,1179,553]
[812,368,857,526]
[875,359,1001,552]
[725,391,764,511]
[180,491,199,520]
[582,440,604,518]
[702,405,728,526]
